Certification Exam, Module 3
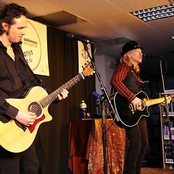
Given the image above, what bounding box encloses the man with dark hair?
[0,3,29,34]
[0,3,68,174]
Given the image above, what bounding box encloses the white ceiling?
[0,0,174,75]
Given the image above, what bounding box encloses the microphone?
[92,91,105,101]
[92,91,100,99]
[143,53,164,59]
[67,33,91,44]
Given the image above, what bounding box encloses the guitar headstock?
[82,62,95,77]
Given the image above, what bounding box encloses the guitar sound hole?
[28,102,42,117]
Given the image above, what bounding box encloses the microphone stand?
[82,42,119,174]
[159,58,174,165]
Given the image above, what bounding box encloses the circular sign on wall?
[22,19,49,76]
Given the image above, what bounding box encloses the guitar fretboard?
[145,97,168,107]
[40,73,84,108]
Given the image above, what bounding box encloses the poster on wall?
[21,19,49,76]
[78,41,92,73]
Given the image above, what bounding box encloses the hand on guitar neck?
[158,95,171,107]
[57,89,69,100]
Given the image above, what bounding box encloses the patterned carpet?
[141,167,174,174]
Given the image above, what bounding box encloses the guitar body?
[0,86,52,153]
[112,91,150,128]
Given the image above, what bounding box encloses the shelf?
[164,137,174,141]
[163,114,174,117]
[165,161,174,164]
[159,90,174,169]
[165,158,174,164]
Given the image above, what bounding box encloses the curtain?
[35,26,96,174]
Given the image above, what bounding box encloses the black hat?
[121,41,143,56]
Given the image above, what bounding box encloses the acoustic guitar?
[110,91,173,128]
[0,62,94,153]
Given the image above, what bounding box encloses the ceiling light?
[131,4,174,22]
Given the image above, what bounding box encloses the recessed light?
[131,4,174,22]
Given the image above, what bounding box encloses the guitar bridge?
[129,103,135,114]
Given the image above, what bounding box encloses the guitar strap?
[110,85,117,95]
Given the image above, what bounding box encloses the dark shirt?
[110,63,142,102]
[0,41,39,122]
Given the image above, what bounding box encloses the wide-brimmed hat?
[121,41,143,56]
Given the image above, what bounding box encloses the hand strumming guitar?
[15,111,37,127]
[131,97,142,111]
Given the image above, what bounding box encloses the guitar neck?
[145,97,167,107]
[40,72,84,108]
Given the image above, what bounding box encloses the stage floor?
[141,167,174,174]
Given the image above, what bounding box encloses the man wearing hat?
[110,41,148,174]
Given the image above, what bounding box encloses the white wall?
[94,55,116,96]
